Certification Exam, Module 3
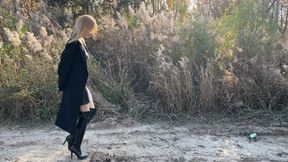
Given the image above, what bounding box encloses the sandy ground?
[0,118,288,162]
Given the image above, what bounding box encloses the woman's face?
[83,29,92,39]
[83,23,97,40]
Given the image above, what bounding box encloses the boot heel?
[71,151,73,160]
[63,139,67,145]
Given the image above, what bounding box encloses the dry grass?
[88,4,288,122]
[1,1,288,122]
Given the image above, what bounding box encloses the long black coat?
[55,40,88,135]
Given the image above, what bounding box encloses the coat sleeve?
[57,42,79,91]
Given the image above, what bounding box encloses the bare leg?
[80,87,95,112]
[86,87,95,109]
[80,103,90,112]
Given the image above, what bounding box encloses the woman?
[55,15,98,160]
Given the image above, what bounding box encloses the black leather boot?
[70,108,97,160]
[88,108,97,121]
[63,134,74,151]
[70,110,95,160]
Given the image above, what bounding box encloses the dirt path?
[0,119,288,162]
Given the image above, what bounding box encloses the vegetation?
[0,0,288,123]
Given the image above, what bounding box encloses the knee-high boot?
[70,109,96,160]
[70,112,89,160]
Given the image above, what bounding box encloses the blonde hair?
[69,15,98,43]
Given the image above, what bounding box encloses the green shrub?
[0,47,59,120]
[0,35,60,120]
[177,19,216,65]
[0,7,17,30]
